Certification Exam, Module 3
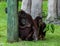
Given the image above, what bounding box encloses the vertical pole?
[7,0,18,42]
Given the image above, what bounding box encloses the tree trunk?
[31,0,43,19]
[21,0,43,19]
[46,0,57,23]
[21,0,31,14]
[7,0,18,42]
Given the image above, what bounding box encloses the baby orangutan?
[34,16,46,40]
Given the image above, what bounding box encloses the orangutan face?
[18,11,27,26]
[20,14,26,26]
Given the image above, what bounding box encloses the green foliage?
[43,0,48,1]
[44,24,49,32]
[19,0,22,1]
[42,1,48,18]
[44,24,55,33]
[49,24,55,33]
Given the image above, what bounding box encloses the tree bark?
[46,0,57,23]
[21,0,43,19]
[7,0,18,42]
[31,0,42,19]
[21,0,31,14]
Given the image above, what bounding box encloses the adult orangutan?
[34,16,46,40]
[5,8,38,41]
[18,10,38,41]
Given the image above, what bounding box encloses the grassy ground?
[0,1,60,46]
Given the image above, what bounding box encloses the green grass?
[0,1,60,46]
[0,2,7,43]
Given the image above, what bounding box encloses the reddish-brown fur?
[34,16,46,40]
[18,10,38,41]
